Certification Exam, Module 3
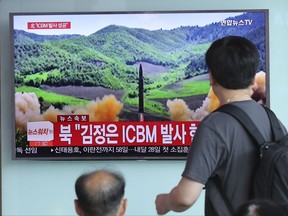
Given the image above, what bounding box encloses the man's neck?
[219,88,253,105]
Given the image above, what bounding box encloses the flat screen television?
[10,9,269,160]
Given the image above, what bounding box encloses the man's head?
[205,36,259,90]
[74,169,127,216]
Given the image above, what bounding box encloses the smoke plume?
[15,93,123,131]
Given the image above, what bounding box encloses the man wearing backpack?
[155,36,287,216]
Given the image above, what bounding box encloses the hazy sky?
[12,12,244,36]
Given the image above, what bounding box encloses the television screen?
[11,9,269,160]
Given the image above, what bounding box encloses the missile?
[138,64,144,121]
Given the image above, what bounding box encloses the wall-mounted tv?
[10,9,269,160]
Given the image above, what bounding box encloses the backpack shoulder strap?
[216,103,266,146]
[263,106,285,141]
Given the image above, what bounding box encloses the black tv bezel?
[10,9,270,160]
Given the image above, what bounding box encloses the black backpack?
[216,104,288,210]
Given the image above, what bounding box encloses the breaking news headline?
[27,121,200,147]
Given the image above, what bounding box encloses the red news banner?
[27,115,199,147]
[27,22,71,30]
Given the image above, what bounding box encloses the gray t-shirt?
[182,100,277,216]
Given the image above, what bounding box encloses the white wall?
[1,0,288,215]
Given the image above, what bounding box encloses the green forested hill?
[13,12,266,91]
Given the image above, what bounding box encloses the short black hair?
[75,169,125,216]
[205,36,259,89]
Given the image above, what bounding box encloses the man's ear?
[209,71,215,86]
[251,76,256,85]
[118,198,128,216]
[251,76,257,91]
[74,199,83,216]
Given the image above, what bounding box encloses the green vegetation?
[14,12,266,118]
[147,80,210,99]
[14,26,210,117]
[16,86,88,105]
